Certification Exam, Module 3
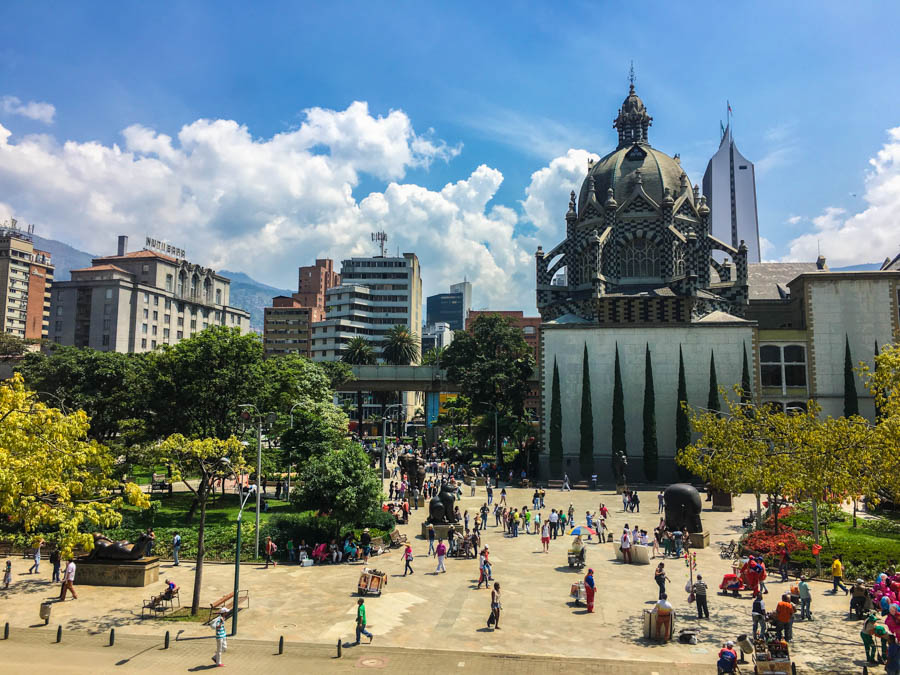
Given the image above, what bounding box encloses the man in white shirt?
[59,558,78,600]
[549,510,559,540]
[620,526,632,564]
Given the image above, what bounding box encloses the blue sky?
[1,2,898,310]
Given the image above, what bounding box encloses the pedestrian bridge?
[346,364,539,392]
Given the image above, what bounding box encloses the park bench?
[547,480,563,489]
[370,537,385,555]
[206,589,249,623]
[0,541,11,557]
[573,481,589,490]
[388,530,407,548]
[150,473,173,496]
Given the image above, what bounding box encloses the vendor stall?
[357,568,387,596]
[752,636,793,674]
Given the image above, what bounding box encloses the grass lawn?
[122,492,294,529]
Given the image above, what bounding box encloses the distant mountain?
[31,236,287,332]
[830,262,883,272]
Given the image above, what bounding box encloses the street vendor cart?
[357,568,387,596]
[570,581,586,605]
[752,636,795,674]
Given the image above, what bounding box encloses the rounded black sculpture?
[664,483,704,533]
[87,532,153,561]
[397,453,426,494]
[428,481,459,524]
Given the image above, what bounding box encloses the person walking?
[50,548,61,582]
[549,509,559,539]
[28,538,44,575]
[477,547,489,589]
[59,558,77,600]
[752,591,766,639]
[584,568,596,613]
[832,555,849,594]
[693,574,709,619]
[499,487,507,506]
[487,484,493,506]
[558,511,567,537]
[657,490,665,514]
[632,492,641,513]
[427,524,436,556]
[402,545,414,576]
[211,607,228,666]
[487,582,502,629]
[654,562,669,599]
[775,593,795,641]
[562,473,571,491]
[798,575,812,620]
[264,536,278,568]
[173,532,182,566]
[778,543,790,582]
[541,520,550,553]
[354,598,374,645]
[435,540,447,573]
[620,526,632,564]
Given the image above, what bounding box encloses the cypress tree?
[675,345,691,481]
[549,357,563,476]
[707,349,720,413]
[611,342,626,473]
[741,343,752,404]
[642,343,658,482]
[844,335,858,417]
[579,343,594,479]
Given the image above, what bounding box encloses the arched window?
[622,238,659,278]
[672,242,686,277]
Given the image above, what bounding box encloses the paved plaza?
[0,484,869,673]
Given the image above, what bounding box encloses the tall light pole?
[231,483,256,636]
[238,404,276,559]
[479,401,500,467]
[381,403,404,500]
[287,402,302,497]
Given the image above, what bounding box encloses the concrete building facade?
[0,220,53,340]
[51,235,249,352]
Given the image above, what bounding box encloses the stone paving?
[0,482,871,673]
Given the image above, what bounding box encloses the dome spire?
[613,64,653,149]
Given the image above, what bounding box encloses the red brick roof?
[96,249,177,263]
[71,264,133,274]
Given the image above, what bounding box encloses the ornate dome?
[578,144,692,215]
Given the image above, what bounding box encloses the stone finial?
[662,186,674,206]
[680,172,689,190]
[566,190,577,220]
[605,187,618,209]
[697,194,710,215]
[587,175,597,199]
[693,184,700,201]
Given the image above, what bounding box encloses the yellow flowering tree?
[150,434,245,615]
[0,374,148,556]
[863,343,900,491]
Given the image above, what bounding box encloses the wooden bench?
[370,537,385,554]
[0,541,11,557]
[207,589,249,623]
[388,530,407,548]
[547,480,563,489]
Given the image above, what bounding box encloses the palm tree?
[342,336,376,434]
[381,325,420,436]
[422,345,446,366]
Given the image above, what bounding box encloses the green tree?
[844,334,859,417]
[18,346,146,442]
[145,326,266,440]
[707,350,720,413]
[675,345,692,481]
[0,374,148,556]
[0,332,31,358]
[422,346,446,365]
[549,358,563,477]
[442,314,535,464]
[280,402,349,465]
[150,434,244,615]
[611,342,626,473]
[342,336,376,432]
[291,441,382,523]
[741,343,752,405]
[381,325,419,365]
[642,343,658,482]
[579,343,594,479]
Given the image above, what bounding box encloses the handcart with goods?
[570,580,586,605]
[357,568,387,596]
[751,636,795,674]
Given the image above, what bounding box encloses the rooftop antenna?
[371,230,388,257]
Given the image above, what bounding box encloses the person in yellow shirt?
[832,555,849,594]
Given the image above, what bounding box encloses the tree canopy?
[291,441,382,523]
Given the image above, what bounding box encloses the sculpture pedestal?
[475,477,487,486]
[711,490,734,512]
[74,557,160,587]
[421,523,457,540]
[688,531,710,549]
[615,484,627,495]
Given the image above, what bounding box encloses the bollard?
[56,625,62,643]
[862,667,868,675]
[164,631,170,649]
[109,628,115,646]
[4,622,9,640]
[278,635,284,655]
[337,637,342,658]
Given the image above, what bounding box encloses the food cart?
[570,581,586,605]
[752,637,794,674]
[357,568,387,596]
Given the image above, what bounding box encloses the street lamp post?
[287,402,302,497]
[232,483,256,636]
[479,401,500,467]
[381,403,404,499]
[238,405,275,559]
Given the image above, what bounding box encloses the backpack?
[717,651,737,673]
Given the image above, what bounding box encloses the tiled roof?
[747,262,822,300]
[70,264,133,274]
[95,249,177,263]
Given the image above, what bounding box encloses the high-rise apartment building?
[263,259,339,358]
[0,220,53,340]
[51,235,249,352]
[703,124,761,263]
[310,253,422,361]
[422,322,453,354]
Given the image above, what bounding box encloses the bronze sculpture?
[87,532,153,561]
[427,480,459,524]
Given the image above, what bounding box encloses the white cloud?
[759,237,776,262]
[783,126,900,265]
[785,215,803,226]
[0,101,573,311]
[1,96,55,124]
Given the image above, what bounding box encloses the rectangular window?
[154,296,159,306]
[56,306,64,316]
[151,325,157,336]
[142,264,149,273]
[164,299,171,310]
[103,304,112,315]
[151,340,156,349]
[141,338,147,349]
[101,334,110,346]
[165,274,173,292]
[55,320,62,332]
[177,317,184,327]
[105,288,113,300]
[153,311,158,320]
[177,330,183,340]
[163,328,170,340]
[143,292,149,303]
[142,323,148,334]
[142,308,148,319]
[190,319,196,329]
[102,319,111,331]
[203,322,208,330]
[164,314,170,323]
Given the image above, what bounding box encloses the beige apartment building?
[0,220,54,340]
[51,235,249,352]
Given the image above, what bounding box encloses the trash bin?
[40,601,53,625]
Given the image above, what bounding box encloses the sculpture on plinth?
[613,451,628,486]
[87,532,153,561]
[427,480,459,524]
[663,483,704,533]
[397,453,426,495]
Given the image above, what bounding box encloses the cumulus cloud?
[783,126,900,265]
[1,96,55,124]
[0,101,577,311]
